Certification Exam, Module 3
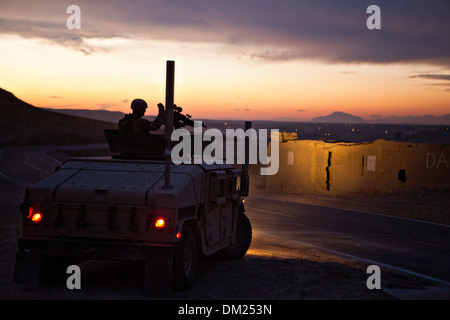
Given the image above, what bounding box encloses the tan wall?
[266,139,450,195]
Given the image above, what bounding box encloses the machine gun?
[173,104,206,129]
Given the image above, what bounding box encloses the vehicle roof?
[28,157,239,208]
[61,157,237,173]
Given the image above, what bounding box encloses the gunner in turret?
[118,99,165,135]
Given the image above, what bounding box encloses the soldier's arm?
[150,112,165,130]
[146,104,166,131]
[137,113,164,132]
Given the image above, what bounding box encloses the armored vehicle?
[13,61,252,293]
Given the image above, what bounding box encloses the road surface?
[245,196,450,285]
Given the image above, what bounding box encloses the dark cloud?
[1,0,449,66]
[410,74,450,81]
[0,16,115,55]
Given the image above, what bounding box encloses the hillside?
[0,88,116,146]
[43,108,126,124]
[311,112,366,124]
[311,111,450,125]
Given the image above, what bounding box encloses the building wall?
[266,139,450,195]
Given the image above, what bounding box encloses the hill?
[0,88,116,146]
[43,108,125,124]
[311,112,366,124]
[43,107,162,124]
[311,111,450,125]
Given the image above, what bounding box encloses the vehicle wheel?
[216,212,252,260]
[173,224,198,290]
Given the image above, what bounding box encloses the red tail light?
[27,204,43,224]
[154,218,165,230]
[31,212,42,223]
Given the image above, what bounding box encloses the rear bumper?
[16,237,173,261]
[13,237,175,293]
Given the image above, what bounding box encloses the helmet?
[131,99,148,111]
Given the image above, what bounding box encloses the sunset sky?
[0,0,449,121]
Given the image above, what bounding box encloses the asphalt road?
[245,196,450,285]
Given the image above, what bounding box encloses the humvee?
[12,61,252,293]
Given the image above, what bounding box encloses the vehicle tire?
[215,212,252,260]
[172,224,198,290]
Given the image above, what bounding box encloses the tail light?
[27,203,43,225]
[154,218,166,231]
[31,212,42,223]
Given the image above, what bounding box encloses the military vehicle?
[13,61,252,293]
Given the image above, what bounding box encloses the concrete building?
[266,138,450,196]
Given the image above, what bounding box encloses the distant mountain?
[43,107,161,124]
[311,111,450,125]
[0,87,116,146]
[311,112,366,124]
[43,108,125,124]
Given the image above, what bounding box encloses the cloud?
[273,116,299,121]
[0,16,115,54]
[96,103,115,110]
[410,74,450,81]
[1,0,449,66]
[44,104,79,108]
[297,109,306,112]
[409,74,450,93]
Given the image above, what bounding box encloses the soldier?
[118,99,165,135]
